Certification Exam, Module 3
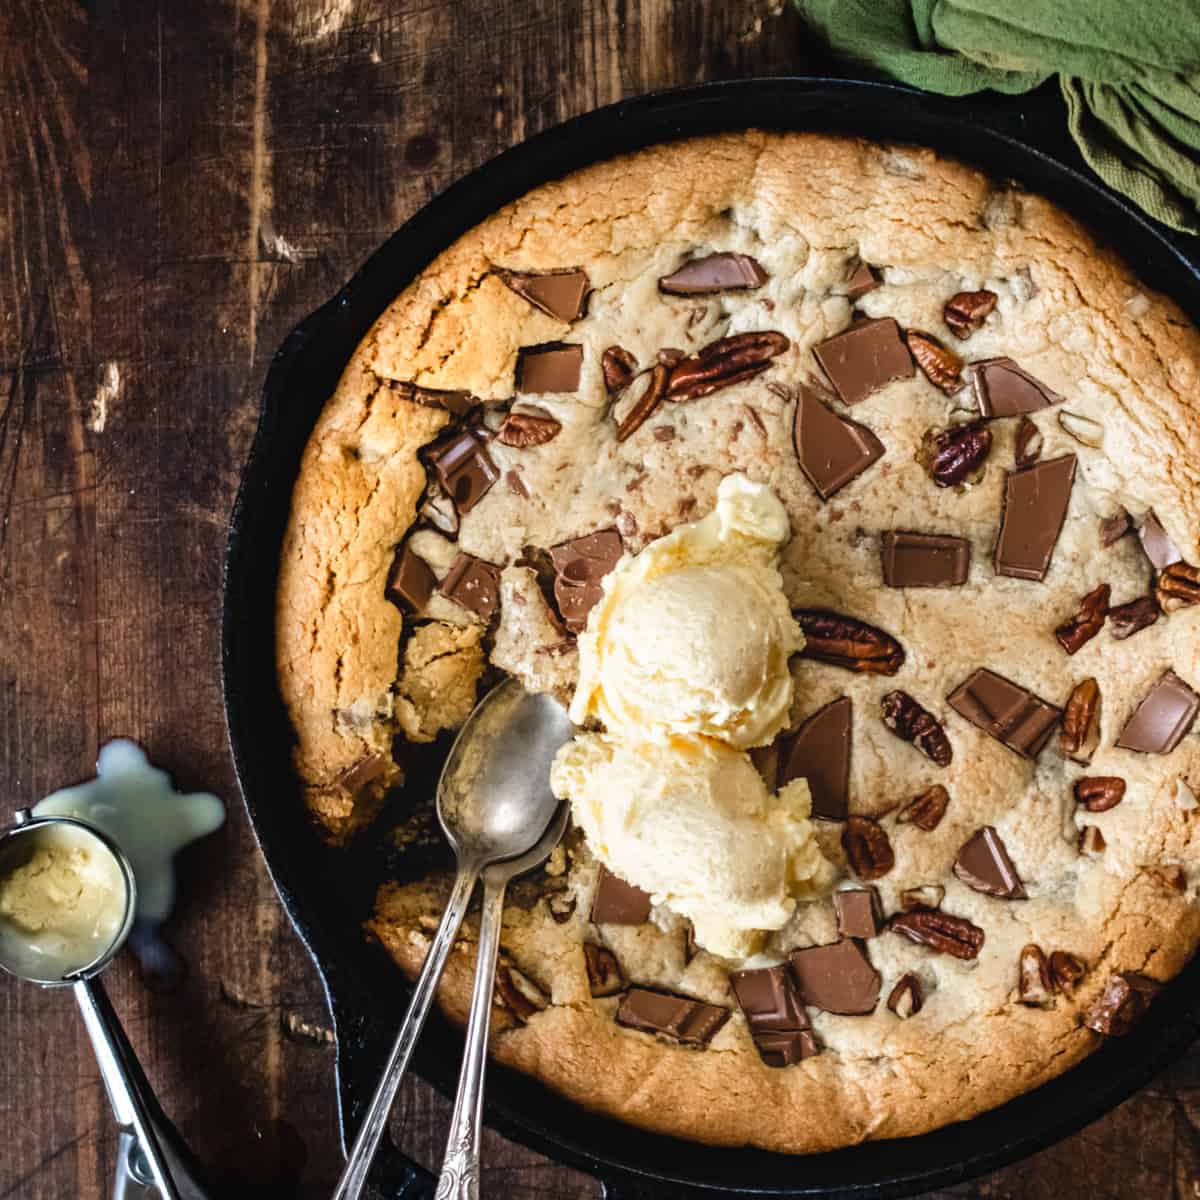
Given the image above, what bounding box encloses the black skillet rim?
[222,76,1200,1199]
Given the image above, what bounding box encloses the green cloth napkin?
[794,0,1200,234]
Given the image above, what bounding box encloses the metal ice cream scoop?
[0,812,212,1200]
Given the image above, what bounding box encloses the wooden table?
[2,3,1197,1196]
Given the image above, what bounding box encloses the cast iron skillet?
[223,78,1200,1200]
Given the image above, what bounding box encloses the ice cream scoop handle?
[333,862,481,1200]
[435,873,507,1200]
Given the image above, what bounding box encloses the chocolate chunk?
[947,668,1062,759]
[844,260,879,300]
[424,428,499,515]
[1116,669,1200,755]
[1137,510,1183,570]
[973,357,1064,417]
[834,888,883,938]
[994,454,1077,580]
[582,943,624,997]
[778,697,851,820]
[793,382,885,500]
[730,964,817,1067]
[381,379,476,418]
[501,269,589,322]
[384,543,435,612]
[517,343,583,393]
[659,252,767,295]
[789,940,881,1016]
[548,528,623,634]
[1084,973,1161,1036]
[438,553,501,621]
[813,317,914,405]
[953,827,1026,899]
[1100,510,1132,546]
[881,531,970,588]
[616,988,729,1047]
[1108,595,1160,640]
[590,865,651,924]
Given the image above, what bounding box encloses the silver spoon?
[435,802,569,1200]
[333,679,574,1200]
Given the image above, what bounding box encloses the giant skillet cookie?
[276,132,1200,1152]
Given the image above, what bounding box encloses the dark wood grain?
[0,2,1193,1197]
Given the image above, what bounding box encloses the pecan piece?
[900,884,945,910]
[1018,944,1053,1005]
[615,364,669,443]
[1014,416,1043,468]
[1074,775,1126,812]
[1085,973,1161,1036]
[794,610,905,675]
[881,691,953,766]
[1048,951,1085,992]
[583,943,625,997]
[897,784,950,831]
[601,345,638,396]
[1055,583,1110,655]
[887,973,923,1019]
[943,289,998,339]
[1059,678,1102,764]
[666,331,790,402]
[495,960,549,1023]
[1157,562,1200,613]
[842,816,894,881]
[905,330,964,394]
[889,908,985,960]
[924,421,992,487]
[1108,595,1160,640]
[496,406,562,447]
[1078,825,1106,856]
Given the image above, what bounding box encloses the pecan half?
[1014,416,1043,468]
[1157,562,1200,613]
[944,289,998,339]
[1060,678,1102,764]
[583,943,625,997]
[1085,972,1161,1036]
[898,785,950,831]
[666,331,790,402]
[889,908,985,960]
[1078,825,1106,856]
[887,973,923,1019]
[1108,595,1160,640]
[1048,951,1085,992]
[601,345,638,396]
[905,330,964,394]
[881,691,953,766]
[794,610,906,675]
[842,816,894,881]
[496,407,562,447]
[1055,584,1110,655]
[924,421,992,487]
[495,960,549,1023]
[1018,944,1053,1005]
[615,364,669,442]
[900,884,945,910]
[1075,776,1126,812]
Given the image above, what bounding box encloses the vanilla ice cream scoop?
[552,733,831,958]
[571,473,802,749]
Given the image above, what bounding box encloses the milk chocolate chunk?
[778,697,851,820]
[789,940,881,1015]
[973,357,1064,417]
[813,317,914,405]
[1100,510,1132,546]
[994,454,1077,580]
[438,553,501,621]
[582,943,624,997]
[501,269,589,322]
[517,343,583,393]
[385,543,436,612]
[590,865,652,924]
[424,428,499,515]
[383,379,476,417]
[731,965,817,1067]
[549,528,624,634]
[953,827,1026,899]
[881,531,970,588]
[1084,973,1161,1036]
[1138,510,1183,570]
[1116,669,1200,755]
[1108,595,1160,640]
[947,668,1062,759]
[834,888,883,938]
[844,260,879,300]
[793,382,885,500]
[616,988,730,1047]
[659,252,767,295]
